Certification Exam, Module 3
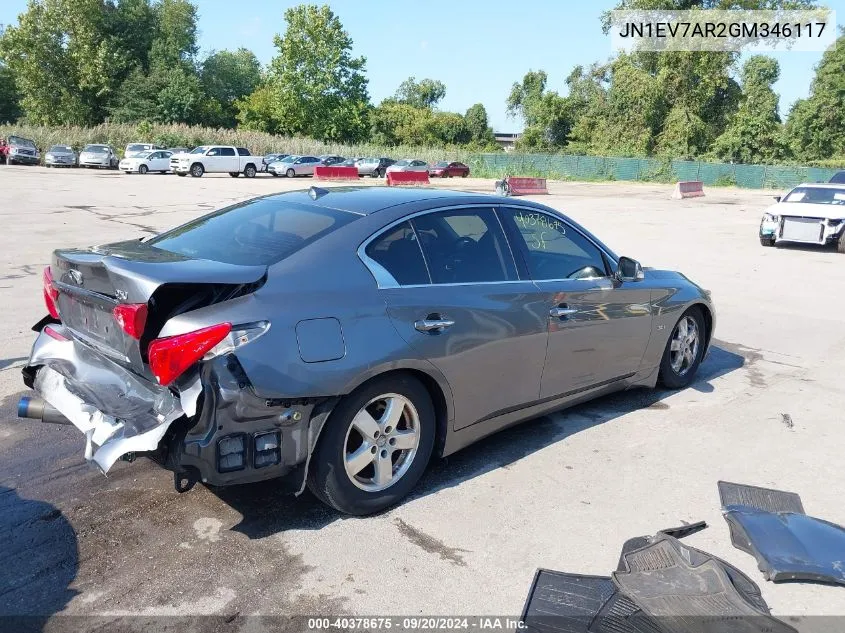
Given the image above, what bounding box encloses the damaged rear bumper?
[21,324,331,488]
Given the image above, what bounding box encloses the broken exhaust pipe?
[18,396,73,425]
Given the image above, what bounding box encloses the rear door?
[499,206,653,397]
[363,206,549,430]
[218,147,237,172]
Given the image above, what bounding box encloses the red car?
[429,161,470,178]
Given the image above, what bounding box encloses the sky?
[1,0,842,131]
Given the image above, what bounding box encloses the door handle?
[550,306,578,319]
[415,318,455,333]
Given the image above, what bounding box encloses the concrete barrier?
[672,181,705,199]
[498,177,549,196]
[314,166,359,180]
[387,171,430,186]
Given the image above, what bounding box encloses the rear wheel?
[271,172,279,177]
[307,374,435,515]
[229,172,240,178]
[190,163,204,178]
[658,308,706,389]
[286,168,295,178]
[177,172,187,177]
[244,164,257,178]
[370,170,379,178]
[760,236,775,247]
[139,164,148,175]
[837,232,845,254]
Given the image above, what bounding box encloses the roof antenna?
[309,186,330,200]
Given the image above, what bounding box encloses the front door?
[498,206,653,398]
[364,207,549,430]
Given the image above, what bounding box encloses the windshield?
[394,159,411,167]
[84,145,108,153]
[190,146,208,154]
[49,145,72,153]
[9,136,35,148]
[434,161,448,167]
[783,187,845,205]
[148,198,359,266]
[280,155,298,163]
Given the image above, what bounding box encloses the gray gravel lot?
[1,166,844,630]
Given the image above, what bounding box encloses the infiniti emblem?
[67,269,83,285]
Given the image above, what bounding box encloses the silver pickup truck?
[170,145,259,178]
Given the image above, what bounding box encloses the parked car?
[268,155,322,177]
[386,159,429,175]
[124,143,164,159]
[167,147,191,156]
[5,135,40,165]
[262,153,289,172]
[45,145,78,168]
[79,144,119,169]
[319,154,346,167]
[829,171,845,184]
[119,150,173,174]
[18,187,714,516]
[170,146,259,178]
[429,161,470,178]
[759,183,845,253]
[357,157,395,178]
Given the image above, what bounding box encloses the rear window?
[148,198,358,266]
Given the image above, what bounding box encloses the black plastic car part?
[613,534,796,633]
[719,481,845,586]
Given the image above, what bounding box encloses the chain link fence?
[466,153,842,190]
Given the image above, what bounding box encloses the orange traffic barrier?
[314,166,359,180]
[387,171,430,186]
[672,181,705,199]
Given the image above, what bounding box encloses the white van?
[124,143,163,159]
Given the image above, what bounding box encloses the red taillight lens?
[147,323,231,386]
[43,266,60,319]
[113,303,148,340]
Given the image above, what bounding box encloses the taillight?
[147,323,232,386]
[113,303,148,340]
[43,266,59,319]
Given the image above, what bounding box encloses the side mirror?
[616,256,644,282]
[774,196,782,202]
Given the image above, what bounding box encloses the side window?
[220,147,236,157]
[503,208,608,281]
[411,208,516,284]
[207,148,220,156]
[365,221,429,286]
[237,147,250,156]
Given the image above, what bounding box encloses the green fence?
[466,153,841,190]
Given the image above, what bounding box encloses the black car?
[829,171,845,184]
[319,155,346,166]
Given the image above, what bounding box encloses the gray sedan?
[45,145,78,167]
[19,188,714,515]
[267,155,322,177]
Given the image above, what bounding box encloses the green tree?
[235,83,280,132]
[149,0,198,70]
[464,103,496,146]
[394,77,447,109]
[784,33,845,161]
[263,4,369,142]
[201,48,261,126]
[712,56,786,163]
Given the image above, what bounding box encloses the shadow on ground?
[213,343,745,535]
[0,486,78,631]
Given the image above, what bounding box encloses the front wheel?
[286,168,295,178]
[836,231,845,254]
[658,308,706,389]
[760,236,775,247]
[307,374,435,515]
[139,164,148,175]
[190,163,204,178]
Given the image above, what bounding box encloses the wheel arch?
[690,301,714,351]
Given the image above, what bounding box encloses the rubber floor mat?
[719,481,845,585]
[612,535,797,633]
[521,570,660,633]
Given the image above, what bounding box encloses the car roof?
[249,186,539,216]
[791,182,845,189]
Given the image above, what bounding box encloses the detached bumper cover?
[26,326,183,472]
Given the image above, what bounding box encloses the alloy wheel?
[669,315,700,376]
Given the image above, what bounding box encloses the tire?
[760,236,775,247]
[462,171,468,178]
[370,170,379,178]
[244,164,257,178]
[229,172,240,178]
[837,231,845,254]
[657,307,706,390]
[286,168,295,178]
[139,164,148,175]
[307,374,435,515]
[272,172,279,177]
[190,163,204,178]
[177,172,187,177]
